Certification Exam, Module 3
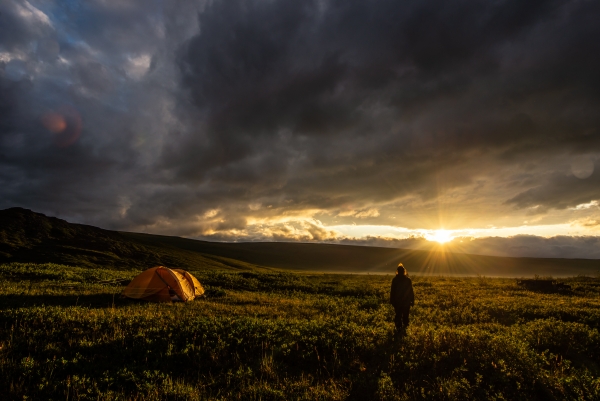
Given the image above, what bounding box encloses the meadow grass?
[1,263,599,400]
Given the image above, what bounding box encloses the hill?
[0,208,265,272]
[2,207,600,276]
[123,232,600,276]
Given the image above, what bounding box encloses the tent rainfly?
[121,266,204,302]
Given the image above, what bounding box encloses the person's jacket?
[390,275,414,307]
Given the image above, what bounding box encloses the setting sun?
[426,229,454,244]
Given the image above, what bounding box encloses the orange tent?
[121,266,205,302]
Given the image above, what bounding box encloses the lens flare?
[571,156,594,179]
[41,113,67,133]
[41,106,82,147]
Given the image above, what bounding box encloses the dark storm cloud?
[506,162,600,211]
[0,77,19,135]
[0,0,201,225]
[170,0,600,211]
[2,0,600,257]
[0,1,54,51]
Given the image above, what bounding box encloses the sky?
[1,0,600,259]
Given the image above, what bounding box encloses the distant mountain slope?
[2,208,599,276]
[122,232,600,276]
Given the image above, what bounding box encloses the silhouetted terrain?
[2,208,599,276]
[0,208,253,271]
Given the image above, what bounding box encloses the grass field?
[1,263,599,400]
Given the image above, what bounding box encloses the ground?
[1,263,599,400]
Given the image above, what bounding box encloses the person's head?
[396,263,407,276]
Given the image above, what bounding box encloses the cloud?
[572,218,600,228]
[570,200,599,211]
[168,0,600,224]
[193,217,339,242]
[338,208,380,218]
[1,0,600,258]
[505,166,600,211]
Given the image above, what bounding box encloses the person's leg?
[402,305,410,327]
[394,306,402,331]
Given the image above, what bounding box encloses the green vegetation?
[1,263,599,400]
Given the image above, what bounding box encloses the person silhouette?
[390,263,414,334]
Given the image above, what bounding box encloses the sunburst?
[426,229,454,244]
